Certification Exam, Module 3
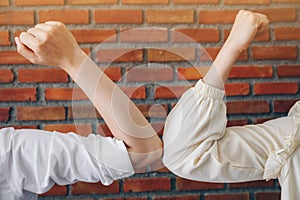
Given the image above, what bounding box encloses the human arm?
[14,22,162,172]
[162,10,281,181]
[203,10,269,89]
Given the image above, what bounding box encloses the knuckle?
[27,27,35,34]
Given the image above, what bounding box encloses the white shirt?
[163,79,300,200]
[0,128,134,199]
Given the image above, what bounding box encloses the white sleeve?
[0,128,134,197]
[163,79,298,183]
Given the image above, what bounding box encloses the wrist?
[60,49,88,80]
[223,40,244,56]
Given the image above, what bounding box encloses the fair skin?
[204,10,269,88]
[15,22,163,173]
[15,9,268,173]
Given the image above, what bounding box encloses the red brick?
[277,64,300,77]
[15,0,64,6]
[253,117,276,124]
[72,181,119,195]
[120,28,168,43]
[178,66,208,80]
[274,99,298,113]
[0,107,10,122]
[39,184,67,196]
[226,100,269,114]
[224,0,270,4]
[96,49,143,63]
[173,28,220,43]
[71,29,116,43]
[104,198,147,200]
[199,10,238,24]
[255,192,281,200]
[229,65,273,79]
[39,10,89,24]
[201,47,247,61]
[148,48,196,62]
[0,11,34,25]
[252,46,297,60]
[122,86,146,99]
[67,0,117,4]
[0,51,31,64]
[122,0,169,4]
[17,106,65,121]
[205,193,249,200]
[154,195,200,200]
[18,68,68,83]
[0,0,9,6]
[229,180,274,188]
[124,177,171,192]
[227,119,248,127]
[126,68,173,82]
[274,27,300,40]
[137,104,168,118]
[68,104,101,119]
[101,67,122,81]
[155,86,191,99]
[273,0,299,2]
[174,0,218,3]
[225,82,250,96]
[44,124,92,136]
[176,178,224,190]
[224,28,270,42]
[0,69,14,83]
[146,10,194,24]
[254,8,297,22]
[0,88,36,102]
[0,31,10,45]
[94,10,142,24]
[254,82,298,95]
[45,88,88,101]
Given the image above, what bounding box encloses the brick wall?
[0,0,299,199]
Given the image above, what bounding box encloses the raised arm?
[203,10,269,89]
[162,10,271,182]
[15,22,162,172]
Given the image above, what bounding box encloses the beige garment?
[163,79,300,200]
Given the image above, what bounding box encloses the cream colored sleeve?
[163,80,299,183]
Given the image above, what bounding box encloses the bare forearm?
[16,21,163,172]
[204,10,269,90]
[203,42,241,90]
[66,54,158,147]
[65,54,162,171]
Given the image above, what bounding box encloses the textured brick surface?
[15,0,64,6]
[1,1,299,199]
[17,68,68,83]
[176,178,224,190]
[0,31,10,45]
[146,10,194,24]
[0,11,34,25]
[94,9,143,24]
[39,10,89,24]
[124,178,171,192]
[17,106,65,121]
